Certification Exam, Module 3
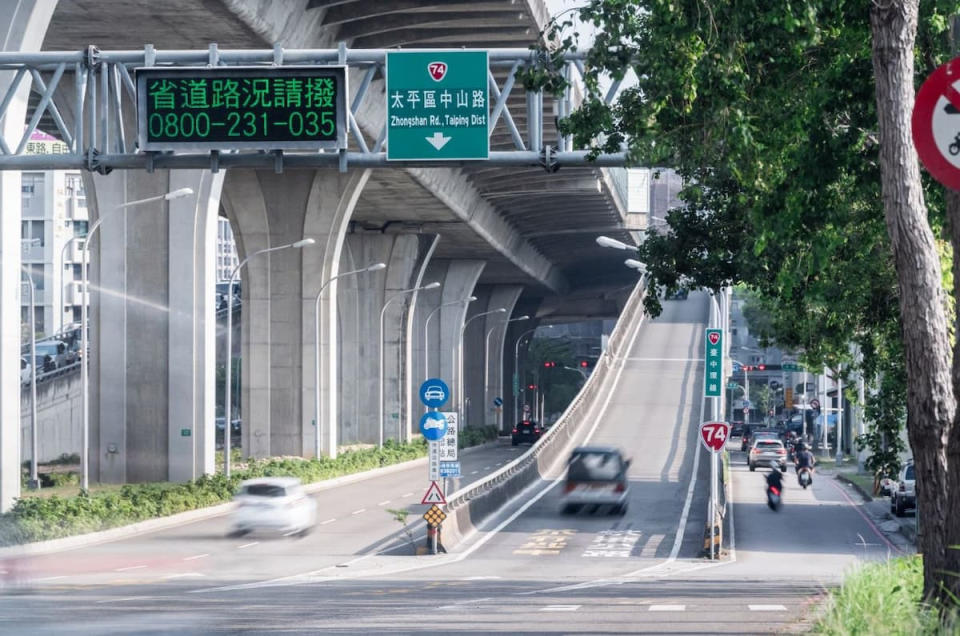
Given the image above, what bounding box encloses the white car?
[228,477,316,538]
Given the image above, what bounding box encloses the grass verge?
[814,556,954,634]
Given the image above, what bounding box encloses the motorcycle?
[798,467,813,489]
[766,484,782,511]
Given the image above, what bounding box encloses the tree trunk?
[870,0,955,602]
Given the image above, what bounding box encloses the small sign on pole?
[421,481,446,505]
[699,421,730,453]
[438,411,458,461]
[439,461,461,478]
[704,329,723,398]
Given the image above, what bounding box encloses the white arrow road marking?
[425,131,451,150]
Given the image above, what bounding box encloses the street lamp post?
[484,315,529,429]
[457,308,506,423]
[223,238,316,477]
[513,325,552,426]
[379,282,441,447]
[20,271,38,489]
[313,262,386,460]
[80,187,194,491]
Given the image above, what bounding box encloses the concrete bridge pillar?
[335,232,438,447]
[412,260,484,426]
[0,0,56,510]
[461,286,522,430]
[85,169,219,484]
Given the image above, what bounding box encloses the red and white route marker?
[699,421,730,453]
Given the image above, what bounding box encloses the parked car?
[228,477,316,538]
[511,420,542,446]
[20,357,31,385]
[748,438,788,472]
[561,446,630,515]
[34,340,70,368]
[891,461,916,517]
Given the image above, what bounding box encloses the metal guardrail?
[20,359,81,388]
[445,277,649,518]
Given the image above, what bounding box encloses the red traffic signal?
[527,384,537,390]
[757,364,766,371]
[579,360,589,368]
[543,361,556,368]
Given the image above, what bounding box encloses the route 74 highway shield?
[699,421,730,453]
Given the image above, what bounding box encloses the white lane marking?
[162,572,206,580]
[461,576,501,581]
[237,542,259,549]
[96,596,150,604]
[36,575,67,581]
[541,605,581,612]
[402,492,413,498]
[483,466,491,470]
[749,604,786,611]
[650,604,686,612]
[183,554,209,561]
[377,500,391,506]
[351,508,366,515]
[320,518,337,525]
[114,565,146,572]
[470,470,479,475]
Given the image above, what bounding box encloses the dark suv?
[511,420,542,446]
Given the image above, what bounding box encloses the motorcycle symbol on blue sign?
[419,411,448,441]
[419,378,449,408]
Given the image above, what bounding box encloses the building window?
[21,220,44,246]
[73,220,89,237]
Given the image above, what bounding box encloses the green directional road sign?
[704,329,723,398]
[782,362,803,371]
[386,51,489,160]
[727,382,739,390]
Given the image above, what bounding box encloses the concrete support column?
[0,0,55,509]
[481,286,523,427]
[413,260,484,424]
[503,299,542,432]
[460,286,521,429]
[168,171,223,481]
[86,170,217,483]
[222,169,372,460]
[336,232,437,446]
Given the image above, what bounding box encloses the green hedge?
[459,424,500,449]
[0,439,428,546]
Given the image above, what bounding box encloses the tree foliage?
[528,0,960,600]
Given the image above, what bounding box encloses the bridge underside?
[0,0,641,509]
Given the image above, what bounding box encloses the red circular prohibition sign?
[913,57,960,190]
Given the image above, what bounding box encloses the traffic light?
[579,360,589,368]
[527,383,537,390]
[757,364,766,371]
[543,361,556,368]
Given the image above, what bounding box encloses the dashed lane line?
[540,605,581,612]
[352,508,366,515]
[749,604,787,611]
[162,573,205,580]
[377,500,391,506]
[320,518,337,525]
[237,542,259,549]
[96,596,150,604]
[35,575,67,581]
[402,492,413,498]
[114,565,146,572]
[649,605,686,612]
[470,470,479,475]
[183,554,209,561]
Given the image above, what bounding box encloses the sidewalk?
[821,460,917,549]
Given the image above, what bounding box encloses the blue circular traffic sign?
[419,412,448,441]
[419,378,449,408]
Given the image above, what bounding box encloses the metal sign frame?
[0,44,627,173]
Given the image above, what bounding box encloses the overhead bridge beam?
[0,46,627,173]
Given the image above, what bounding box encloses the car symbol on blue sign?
[419,412,448,441]
[419,378,449,408]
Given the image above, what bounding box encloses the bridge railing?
[444,276,648,544]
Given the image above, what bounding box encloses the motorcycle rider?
[794,441,816,484]
[766,466,784,510]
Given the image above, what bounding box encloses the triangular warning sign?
[421,481,446,505]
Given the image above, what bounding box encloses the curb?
[833,472,917,546]
[833,472,874,503]
[0,439,502,559]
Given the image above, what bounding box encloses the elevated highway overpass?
[0,0,644,508]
